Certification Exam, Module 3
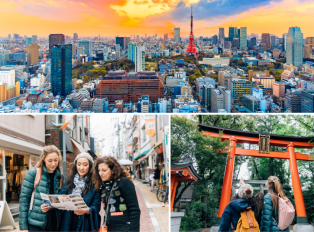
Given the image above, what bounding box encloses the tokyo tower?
[184,6,199,58]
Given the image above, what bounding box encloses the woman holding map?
[19,145,63,232]
[93,156,141,232]
[59,152,101,232]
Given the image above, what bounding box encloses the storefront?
[0,134,43,206]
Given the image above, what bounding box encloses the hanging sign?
[127,145,132,154]
[259,134,270,153]
[145,119,155,137]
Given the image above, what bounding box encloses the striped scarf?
[72,173,86,195]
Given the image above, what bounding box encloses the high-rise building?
[174,28,180,43]
[8,34,11,40]
[25,37,32,47]
[127,43,136,61]
[95,71,164,103]
[116,37,124,49]
[286,27,303,66]
[32,35,37,44]
[212,35,218,45]
[49,34,65,57]
[27,43,39,67]
[51,44,72,96]
[124,37,130,49]
[73,33,78,42]
[283,33,287,51]
[77,47,84,59]
[164,33,168,41]
[240,27,247,50]
[270,35,276,48]
[219,28,225,44]
[115,44,120,59]
[306,37,314,45]
[303,45,312,59]
[250,37,257,48]
[228,79,252,101]
[160,43,165,51]
[78,39,93,56]
[232,38,239,48]
[127,43,145,72]
[262,33,271,51]
[229,27,237,40]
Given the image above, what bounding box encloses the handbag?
[99,180,117,232]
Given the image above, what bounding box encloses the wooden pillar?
[287,143,308,224]
[217,138,237,222]
[171,174,178,211]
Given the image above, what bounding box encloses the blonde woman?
[19,145,63,232]
[260,176,289,231]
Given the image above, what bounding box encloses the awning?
[134,149,149,160]
[154,140,163,148]
[71,138,85,153]
[65,133,74,153]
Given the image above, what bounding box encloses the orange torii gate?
[199,123,314,230]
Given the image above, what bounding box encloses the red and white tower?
[42,48,48,63]
[184,6,199,58]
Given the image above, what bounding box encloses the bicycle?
[156,188,167,202]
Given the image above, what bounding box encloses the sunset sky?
[0,0,314,38]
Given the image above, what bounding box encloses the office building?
[27,43,39,67]
[286,89,301,112]
[250,37,257,47]
[78,40,93,56]
[262,33,271,51]
[286,27,303,66]
[218,71,237,87]
[116,37,124,49]
[164,34,168,41]
[303,45,312,59]
[115,44,120,59]
[219,28,225,44]
[51,44,72,97]
[92,98,108,113]
[240,27,247,50]
[212,35,218,45]
[301,91,314,112]
[174,28,180,43]
[0,69,15,87]
[128,43,145,72]
[49,34,65,57]
[228,79,252,101]
[95,71,164,103]
[270,35,276,48]
[306,37,314,45]
[81,98,95,111]
[211,86,231,113]
[25,37,32,46]
[242,95,260,112]
[229,27,237,40]
[232,38,239,48]
[73,33,78,42]
[283,33,288,51]
[32,35,37,44]
[273,81,287,97]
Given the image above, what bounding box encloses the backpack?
[232,207,259,232]
[272,194,295,230]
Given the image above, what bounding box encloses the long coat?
[19,166,62,230]
[59,181,101,232]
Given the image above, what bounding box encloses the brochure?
[40,193,89,210]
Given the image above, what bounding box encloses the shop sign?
[145,119,155,137]
[127,144,132,154]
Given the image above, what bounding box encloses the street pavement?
[1,180,169,232]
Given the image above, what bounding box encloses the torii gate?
[199,124,314,231]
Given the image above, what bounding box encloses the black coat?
[102,177,141,232]
[59,181,101,232]
[154,169,160,179]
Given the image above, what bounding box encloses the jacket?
[82,206,100,232]
[59,181,101,232]
[102,177,141,232]
[19,166,62,230]
[154,169,160,180]
[219,199,251,232]
[260,194,290,232]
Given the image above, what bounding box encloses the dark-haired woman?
[93,156,141,232]
[260,176,289,231]
[219,184,258,232]
[59,153,101,232]
[254,192,265,227]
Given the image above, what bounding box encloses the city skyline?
[0,0,313,37]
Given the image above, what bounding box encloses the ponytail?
[266,176,286,213]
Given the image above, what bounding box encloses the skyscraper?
[286,27,303,66]
[212,35,218,45]
[25,37,32,47]
[51,44,72,97]
[27,43,39,67]
[219,28,225,44]
[78,39,93,56]
[116,37,124,49]
[250,37,257,48]
[124,37,130,49]
[303,45,312,59]
[164,33,168,41]
[229,27,237,40]
[49,34,65,58]
[135,46,145,72]
[282,33,287,51]
[32,35,37,44]
[115,44,120,59]
[240,27,247,50]
[73,33,78,42]
[270,35,276,48]
[174,28,180,43]
[262,33,271,51]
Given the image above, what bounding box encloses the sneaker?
[162,203,165,207]
[150,190,154,192]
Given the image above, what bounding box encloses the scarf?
[72,173,86,195]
